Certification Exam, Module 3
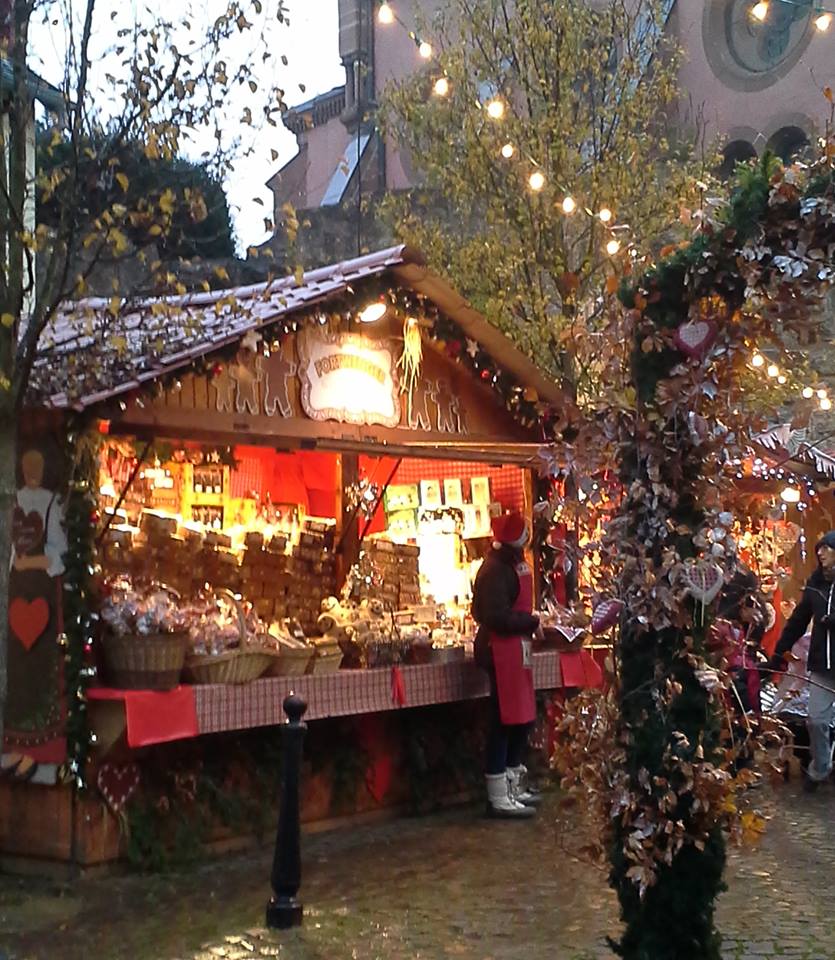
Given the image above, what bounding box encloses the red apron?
[490,560,536,725]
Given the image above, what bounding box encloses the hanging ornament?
[591,598,624,636]
[346,479,382,519]
[674,318,717,359]
[398,317,423,412]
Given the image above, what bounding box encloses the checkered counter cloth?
[193,651,561,735]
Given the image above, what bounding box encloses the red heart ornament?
[97,762,141,816]
[682,561,724,605]
[674,319,716,359]
[9,597,50,651]
[591,599,623,636]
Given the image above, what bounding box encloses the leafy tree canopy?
[37,127,235,260]
[381,0,711,398]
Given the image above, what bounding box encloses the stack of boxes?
[363,540,421,609]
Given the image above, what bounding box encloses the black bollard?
[266,692,308,929]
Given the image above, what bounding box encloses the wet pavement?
[2,777,835,960]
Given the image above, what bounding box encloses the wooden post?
[336,452,360,587]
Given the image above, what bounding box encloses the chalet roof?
[754,423,835,481]
[30,245,569,415]
[0,58,64,112]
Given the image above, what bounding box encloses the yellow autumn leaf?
[1,313,14,328]
[115,172,129,193]
[213,266,230,282]
[0,376,10,391]
[159,188,176,215]
[110,229,129,255]
[109,296,122,315]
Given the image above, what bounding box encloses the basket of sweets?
[183,590,275,685]
[100,579,190,690]
[262,620,314,677]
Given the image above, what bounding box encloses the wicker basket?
[184,590,273,685]
[264,643,314,677]
[306,644,343,675]
[102,631,189,691]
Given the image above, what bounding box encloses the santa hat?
[492,511,528,549]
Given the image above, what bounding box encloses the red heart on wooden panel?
[9,597,50,651]
[97,762,141,816]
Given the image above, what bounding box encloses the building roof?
[754,423,835,480]
[30,245,570,414]
[0,58,64,112]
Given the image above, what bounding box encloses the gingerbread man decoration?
[431,379,458,433]
[407,380,433,431]
[264,348,297,418]
[230,351,265,415]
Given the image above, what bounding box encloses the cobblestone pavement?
[3,778,835,960]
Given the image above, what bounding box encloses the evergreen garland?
[60,420,101,790]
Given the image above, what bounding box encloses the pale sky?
[28,0,344,255]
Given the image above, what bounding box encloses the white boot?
[485,773,535,818]
[507,765,542,808]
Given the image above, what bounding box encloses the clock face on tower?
[704,0,813,90]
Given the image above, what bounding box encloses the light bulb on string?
[528,170,545,192]
[821,397,832,411]
[561,196,577,215]
[433,76,450,97]
[486,98,505,120]
[501,142,515,159]
[598,207,613,223]
[803,386,815,399]
[751,353,765,368]
[750,1,769,21]
[767,363,779,378]
[818,388,828,399]
[777,374,787,384]
[378,1,394,24]
[781,486,801,504]
[814,11,833,30]
[418,40,433,59]
[606,238,621,256]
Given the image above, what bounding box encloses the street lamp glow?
[486,98,505,120]
[501,142,515,158]
[418,40,433,59]
[561,196,577,215]
[767,363,779,378]
[750,1,769,22]
[598,207,613,223]
[815,11,833,30]
[433,76,450,97]
[378,2,394,24]
[528,170,545,192]
[606,238,621,256]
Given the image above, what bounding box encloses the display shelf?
[88,650,572,750]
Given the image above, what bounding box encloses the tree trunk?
[0,412,17,753]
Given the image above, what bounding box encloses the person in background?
[472,511,541,819]
[768,531,835,792]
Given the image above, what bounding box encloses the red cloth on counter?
[88,686,198,747]
[559,650,604,689]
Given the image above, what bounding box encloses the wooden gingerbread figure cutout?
[431,379,458,433]
[230,351,265,415]
[211,365,236,413]
[263,347,297,418]
[407,379,433,431]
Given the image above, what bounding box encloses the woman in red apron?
[472,511,540,818]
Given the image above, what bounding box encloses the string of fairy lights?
[749,351,832,410]
[374,0,629,259]
[750,0,833,31]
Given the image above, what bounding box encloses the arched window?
[717,140,757,180]
[767,125,810,164]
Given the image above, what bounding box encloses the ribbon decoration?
[391,665,407,706]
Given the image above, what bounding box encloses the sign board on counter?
[297,329,401,428]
